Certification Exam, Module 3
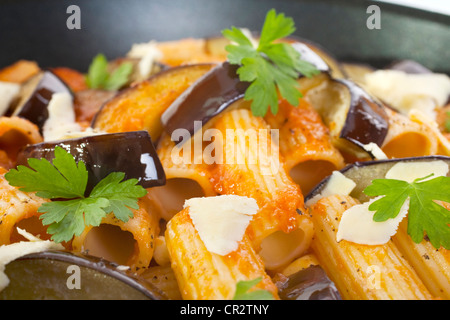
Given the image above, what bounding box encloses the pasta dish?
[0,9,449,300]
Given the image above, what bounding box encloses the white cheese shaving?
[184,195,259,256]
[0,81,20,116]
[336,196,410,245]
[0,228,64,292]
[337,160,449,246]
[127,40,163,79]
[306,171,356,206]
[362,142,388,160]
[42,92,81,141]
[58,127,107,140]
[385,160,449,182]
[364,70,450,120]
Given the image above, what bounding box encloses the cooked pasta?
[392,218,450,299]
[209,108,314,270]
[309,194,433,300]
[165,206,279,300]
[0,168,49,245]
[72,194,161,273]
[0,12,449,301]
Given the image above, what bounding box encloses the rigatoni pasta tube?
[393,218,450,299]
[264,98,345,194]
[148,132,217,221]
[165,207,279,300]
[381,107,438,158]
[72,194,160,273]
[310,194,433,300]
[0,167,50,245]
[209,108,314,270]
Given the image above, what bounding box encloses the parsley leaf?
[233,277,275,300]
[222,9,320,117]
[85,53,133,91]
[90,172,147,221]
[445,111,450,133]
[5,146,147,243]
[363,175,450,249]
[5,146,88,199]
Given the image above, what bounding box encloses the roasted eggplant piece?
[161,46,332,140]
[306,155,450,204]
[304,77,389,159]
[386,59,432,74]
[0,251,167,300]
[10,70,73,131]
[287,37,346,79]
[16,131,165,192]
[161,62,248,138]
[91,63,215,141]
[274,265,341,300]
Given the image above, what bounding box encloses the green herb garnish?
[222,9,320,117]
[85,53,133,90]
[5,146,147,243]
[445,111,450,133]
[363,174,450,249]
[233,277,275,300]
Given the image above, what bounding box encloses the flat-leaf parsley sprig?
[85,53,133,91]
[222,9,320,117]
[233,277,275,300]
[5,146,147,243]
[363,174,450,249]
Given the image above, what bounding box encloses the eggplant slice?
[274,265,341,300]
[17,131,166,193]
[10,70,73,132]
[161,62,248,139]
[304,77,389,159]
[0,251,167,300]
[161,43,335,140]
[306,155,450,204]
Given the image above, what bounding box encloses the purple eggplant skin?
[16,131,166,193]
[386,60,432,74]
[274,265,341,300]
[12,70,73,131]
[305,155,450,204]
[0,251,167,300]
[161,61,249,140]
[291,42,331,75]
[336,78,389,154]
[160,49,329,141]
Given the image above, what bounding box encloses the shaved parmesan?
[336,196,410,245]
[385,160,449,183]
[127,41,163,79]
[42,92,81,141]
[0,81,20,116]
[362,142,388,160]
[306,171,356,206]
[184,195,258,256]
[364,70,450,120]
[336,159,449,246]
[0,228,64,292]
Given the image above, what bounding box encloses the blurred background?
[376,0,450,15]
[0,0,448,72]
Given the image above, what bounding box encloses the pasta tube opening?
[289,160,338,195]
[148,178,206,221]
[81,224,136,266]
[258,215,314,270]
